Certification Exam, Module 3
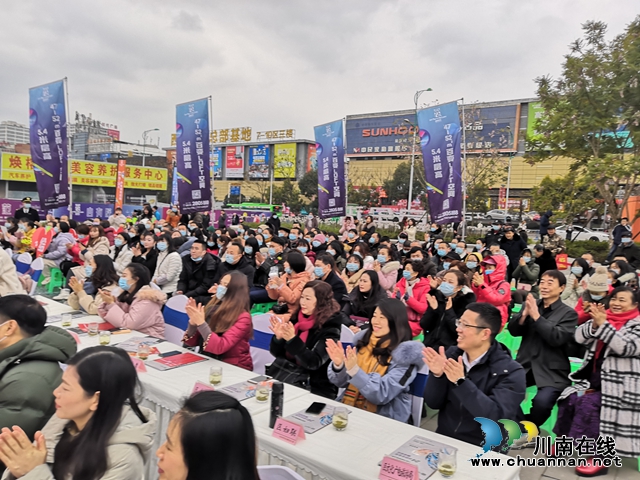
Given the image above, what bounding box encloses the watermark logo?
[473,417,538,456]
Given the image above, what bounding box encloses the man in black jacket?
[423,302,526,447]
[613,231,640,269]
[606,217,632,263]
[176,240,218,305]
[499,226,527,281]
[214,241,256,287]
[314,254,348,307]
[13,197,40,223]
[508,269,577,432]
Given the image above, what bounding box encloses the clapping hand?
[131,244,141,256]
[443,356,466,384]
[345,345,358,370]
[207,283,218,294]
[589,303,607,328]
[185,298,205,326]
[0,426,47,478]
[326,339,346,368]
[472,272,484,287]
[68,276,83,294]
[525,293,539,321]
[422,346,447,377]
[426,293,438,310]
[429,276,438,290]
[99,288,115,304]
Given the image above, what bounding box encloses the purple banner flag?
[314,120,346,219]
[28,80,69,209]
[417,101,463,224]
[176,98,211,214]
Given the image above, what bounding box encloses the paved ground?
[420,408,639,479]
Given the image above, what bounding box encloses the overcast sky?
[1,1,636,145]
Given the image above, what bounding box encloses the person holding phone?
[326,298,424,422]
[183,272,253,371]
[511,248,540,298]
[68,255,119,315]
[266,251,311,321]
[342,271,388,332]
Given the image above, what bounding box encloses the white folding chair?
[409,363,430,427]
[250,313,275,375]
[257,465,305,480]
[28,257,44,296]
[163,295,189,346]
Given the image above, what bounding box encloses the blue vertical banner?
[171,166,179,206]
[29,79,69,209]
[175,98,211,214]
[314,119,346,219]
[417,101,463,224]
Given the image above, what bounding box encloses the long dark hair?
[290,280,339,327]
[204,271,251,334]
[349,270,385,314]
[157,232,177,254]
[91,254,119,290]
[113,232,130,259]
[177,391,259,480]
[118,263,151,304]
[87,225,105,247]
[356,298,411,366]
[52,346,147,480]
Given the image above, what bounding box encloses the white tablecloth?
[38,297,520,480]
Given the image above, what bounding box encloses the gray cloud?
[0,0,635,144]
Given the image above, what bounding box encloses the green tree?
[298,169,318,199]
[272,178,304,213]
[531,171,600,223]
[527,18,640,221]
[383,161,427,203]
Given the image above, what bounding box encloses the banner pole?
[64,77,73,218]
[343,117,348,216]
[461,98,468,241]
[208,96,215,213]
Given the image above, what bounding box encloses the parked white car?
[554,225,610,242]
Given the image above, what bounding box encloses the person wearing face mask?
[471,255,511,327]
[314,254,348,306]
[242,236,260,268]
[613,231,640,269]
[395,260,430,337]
[511,249,540,298]
[368,232,381,255]
[111,232,133,276]
[343,228,359,249]
[575,266,612,326]
[131,232,159,276]
[340,216,356,240]
[266,252,311,321]
[151,234,183,296]
[80,225,110,264]
[561,257,591,308]
[441,251,461,272]
[41,222,75,285]
[68,255,119,315]
[325,240,346,272]
[421,269,477,350]
[295,238,316,264]
[310,233,327,255]
[327,298,424,422]
[434,242,452,272]
[609,259,637,289]
[0,295,76,470]
[359,215,376,239]
[484,220,503,247]
[108,207,127,228]
[13,219,36,254]
[402,219,418,242]
[463,251,483,281]
[13,197,39,223]
[499,226,527,281]
[342,270,388,330]
[605,216,632,263]
[429,223,442,235]
[98,263,166,337]
[183,272,253,371]
[250,236,287,303]
[340,254,366,293]
[213,241,256,288]
[175,240,219,306]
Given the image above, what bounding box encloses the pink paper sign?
[379,456,419,480]
[192,381,214,396]
[272,418,306,445]
[131,356,147,373]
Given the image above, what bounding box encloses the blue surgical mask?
[257,240,263,246]
[217,243,223,249]
[611,269,620,275]
[437,249,447,257]
[314,267,325,278]
[485,269,495,275]
[476,243,483,250]
[78,234,86,239]
[263,234,271,240]
[377,254,387,264]
[18,224,26,231]
[312,241,321,248]
[492,225,500,231]
[191,255,203,262]
[524,256,532,263]
[289,234,297,241]
[188,225,196,231]
[4,223,10,228]
[348,232,355,239]
[285,267,292,275]
[354,251,362,258]
[622,237,632,244]
[53,227,59,234]
[278,232,286,237]
[455,247,464,255]
[24,203,31,209]
[438,282,455,297]
[268,247,277,257]
[369,237,376,244]
[244,235,249,240]
[402,270,412,280]
[327,249,335,256]
[571,266,583,276]
[346,263,359,272]
[216,285,227,300]
[118,277,130,290]
[180,230,187,236]
[171,208,177,212]
[430,227,436,232]
[466,261,478,269]
[157,242,168,252]
[449,242,457,249]
[442,262,451,270]
[244,246,253,255]
[225,254,235,264]
[590,293,605,301]
[114,239,123,247]
[207,241,215,247]
[297,246,308,254]
[85,265,93,277]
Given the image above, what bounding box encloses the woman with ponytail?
[0,346,156,480]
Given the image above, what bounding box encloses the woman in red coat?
[183,271,253,371]
[471,254,511,328]
[394,259,430,337]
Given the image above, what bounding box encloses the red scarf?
[595,309,638,359]
[295,311,317,344]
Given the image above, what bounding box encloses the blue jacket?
[424,340,526,447]
[612,224,632,244]
[43,232,75,266]
[327,330,424,422]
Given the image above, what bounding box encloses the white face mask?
[0,320,11,346]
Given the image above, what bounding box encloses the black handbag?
[272,303,289,315]
[266,357,309,389]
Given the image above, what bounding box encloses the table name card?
[131,356,147,373]
[272,418,306,445]
[379,456,419,480]
[192,381,215,396]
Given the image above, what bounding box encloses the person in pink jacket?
[183,271,253,371]
[394,260,430,337]
[471,254,512,328]
[374,246,402,296]
[266,251,311,321]
[97,262,167,338]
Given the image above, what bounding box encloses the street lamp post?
[407,88,432,210]
[141,128,159,167]
[504,127,513,220]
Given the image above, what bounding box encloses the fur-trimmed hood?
[134,285,167,305]
[382,260,401,274]
[353,330,424,367]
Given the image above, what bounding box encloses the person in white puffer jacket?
[152,233,183,296]
[111,232,134,276]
